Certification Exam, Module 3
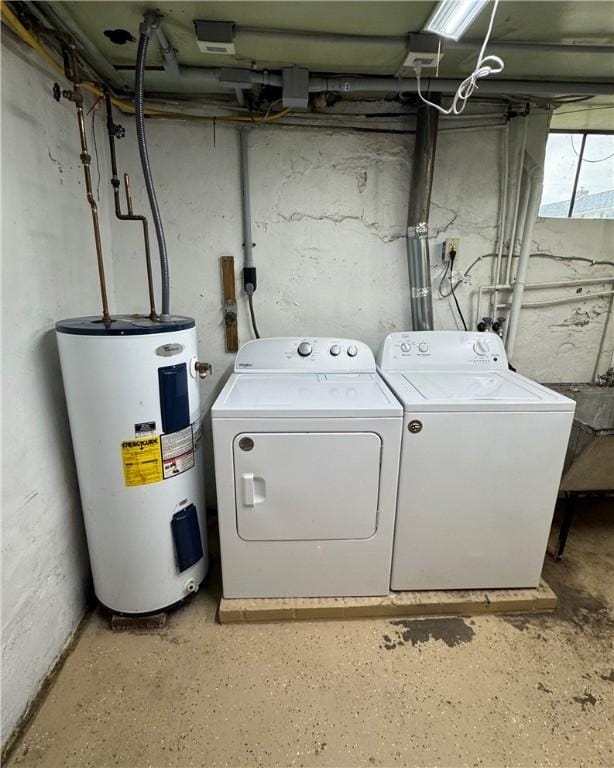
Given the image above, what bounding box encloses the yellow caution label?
[121,437,163,487]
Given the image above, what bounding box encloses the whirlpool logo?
[155,343,184,357]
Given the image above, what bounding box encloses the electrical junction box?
[194,20,236,55]
[283,67,309,110]
[400,33,444,70]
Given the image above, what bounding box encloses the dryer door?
[233,432,382,541]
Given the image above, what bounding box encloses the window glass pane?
[571,134,614,219]
[539,133,579,218]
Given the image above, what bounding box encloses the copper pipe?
[104,93,157,320]
[73,84,111,325]
[124,173,134,214]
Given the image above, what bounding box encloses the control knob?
[473,339,490,356]
[297,341,312,357]
[400,342,411,353]
[330,344,341,356]
[418,342,430,353]
[347,344,358,357]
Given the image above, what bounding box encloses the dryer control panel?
[377,331,508,371]
[235,337,376,373]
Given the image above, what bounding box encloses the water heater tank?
[56,315,208,615]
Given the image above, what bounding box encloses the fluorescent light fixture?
[424,0,490,41]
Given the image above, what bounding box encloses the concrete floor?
[7,498,614,768]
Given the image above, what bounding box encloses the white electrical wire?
[415,0,504,116]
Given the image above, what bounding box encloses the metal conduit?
[306,77,614,98]
[239,129,255,271]
[120,69,614,98]
[135,12,171,319]
[407,100,439,331]
[153,23,180,79]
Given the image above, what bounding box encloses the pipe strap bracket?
[411,287,432,298]
[408,223,429,238]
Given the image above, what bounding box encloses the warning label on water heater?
[160,425,194,480]
[121,437,163,487]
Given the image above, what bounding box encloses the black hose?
[135,30,170,319]
[247,292,261,339]
[449,253,468,331]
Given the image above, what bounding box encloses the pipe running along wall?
[406,100,440,331]
[104,92,157,319]
[135,11,171,319]
[239,128,260,339]
[69,79,111,324]
[505,164,544,357]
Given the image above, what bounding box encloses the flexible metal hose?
[135,26,170,319]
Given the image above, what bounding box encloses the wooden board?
[219,579,557,624]
[220,255,238,352]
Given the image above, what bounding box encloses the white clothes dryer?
[212,337,403,598]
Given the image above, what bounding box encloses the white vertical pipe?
[491,124,510,318]
[510,171,530,281]
[503,116,528,286]
[592,292,614,382]
[505,168,544,358]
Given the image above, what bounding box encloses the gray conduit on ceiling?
[149,69,614,98]
[35,5,614,98]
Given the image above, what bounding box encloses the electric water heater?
[56,315,208,615]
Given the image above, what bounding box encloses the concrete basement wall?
[110,111,614,496]
[1,41,116,745]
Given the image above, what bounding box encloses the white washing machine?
[377,330,575,590]
[212,337,402,598]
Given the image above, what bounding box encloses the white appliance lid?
[212,372,402,418]
[407,371,539,400]
[381,369,575,412]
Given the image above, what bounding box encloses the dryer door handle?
[241,473,255,507]
[241,473,267,507]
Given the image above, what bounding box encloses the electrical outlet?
[442,238,460,261]
[402,50,443,68]
[401,34,444,71]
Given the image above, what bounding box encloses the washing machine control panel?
[235,337,376,373]
[377,331,508,371]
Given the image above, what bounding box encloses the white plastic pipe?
[505,166,544,357]
[597,294,614,379]
[513,176,532,270]
[502,117,528,287]
[498,289,614,310]
[476,277,614,329]
[491,123,510,317]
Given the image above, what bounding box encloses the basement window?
[539,131,614,219]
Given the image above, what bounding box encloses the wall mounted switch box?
[400,34,444,71]
[283,67,310,110]
[194,20,236,55]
